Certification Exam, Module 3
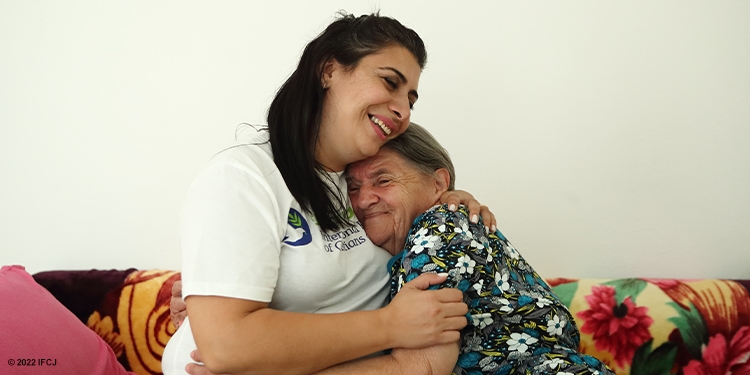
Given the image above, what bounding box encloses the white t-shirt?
[162,128,391,374]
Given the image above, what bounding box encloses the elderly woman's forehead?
[347,149,409,174]
[376,148,410,164]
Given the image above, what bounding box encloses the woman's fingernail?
[484,225,489,234]
[449,204,457,211]
[491,225,497,232]
[471,214,478,223]
[437,272,449,277]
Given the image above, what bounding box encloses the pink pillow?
[0,265,133,375]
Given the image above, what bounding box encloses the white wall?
[1,1,748,279]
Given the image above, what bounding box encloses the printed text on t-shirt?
[321,225,367,252]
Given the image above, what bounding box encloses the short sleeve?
[180,152,286,303]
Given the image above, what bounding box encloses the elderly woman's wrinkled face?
[346,149,448,255]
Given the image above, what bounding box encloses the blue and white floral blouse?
[387,204,615,375]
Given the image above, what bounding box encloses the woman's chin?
[361,145,382,160]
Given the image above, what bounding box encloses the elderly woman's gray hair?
[381,123,456,190]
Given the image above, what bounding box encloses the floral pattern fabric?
[388,204,615,375]
[88,270,180,375]
[32,237,750,375]
[576,285,654,368]
[550,277,750,375]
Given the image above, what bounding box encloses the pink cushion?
[0,265,133,375]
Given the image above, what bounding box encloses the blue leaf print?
[518,295,533,306]
[458,279,471,292]
[569,353,584,365]
[533,347,551,356]
[524,328,540,338]
[411,254,430,269]
[524,273,536,286]
[583,354,602,367]
[457,352,482,367]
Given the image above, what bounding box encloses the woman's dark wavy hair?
[267,11,427,232]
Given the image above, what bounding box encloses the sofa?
[30,268,750,375]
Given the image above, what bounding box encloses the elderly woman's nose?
[357,185,379,205]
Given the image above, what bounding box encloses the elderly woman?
[321,123,616,375]
[174,124,614,374]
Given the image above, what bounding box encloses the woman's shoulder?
[206,129,275,176]
[408,204,490,248]
[186,128,286,198]
[413,203,472,226]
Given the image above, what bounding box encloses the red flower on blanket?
[647,278,750,341]
[577,285,654,367]
[682,326,750,375]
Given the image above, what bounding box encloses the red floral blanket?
[549,278,750,375]
[33,270,749,375]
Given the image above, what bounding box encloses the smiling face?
[346,148,449,255]
[316,45,421,172]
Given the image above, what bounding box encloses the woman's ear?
[433,168,451,196]
[320,58,338,89]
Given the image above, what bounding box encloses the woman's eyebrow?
[373,168,386,177]
[345,166,393,184]
[365,167,393,181]
[379,67,419,100]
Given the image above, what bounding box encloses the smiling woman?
[161,12,490,375]
[327,124,616,374]
[346,147,449,253]
[317,44,422,172]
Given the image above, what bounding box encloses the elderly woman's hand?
[439,190,496,233]
[170,280,187,329]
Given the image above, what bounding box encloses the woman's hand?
[186,350,223,375]
[175,274,464,373]
[439,190,496,233]
[170,280,187,329]
[380,273,468,349]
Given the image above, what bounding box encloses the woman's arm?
[188,273,467,375]
[185,342,460,375]
[311,342,460,375]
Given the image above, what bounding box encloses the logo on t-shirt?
[283,208,312,246]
